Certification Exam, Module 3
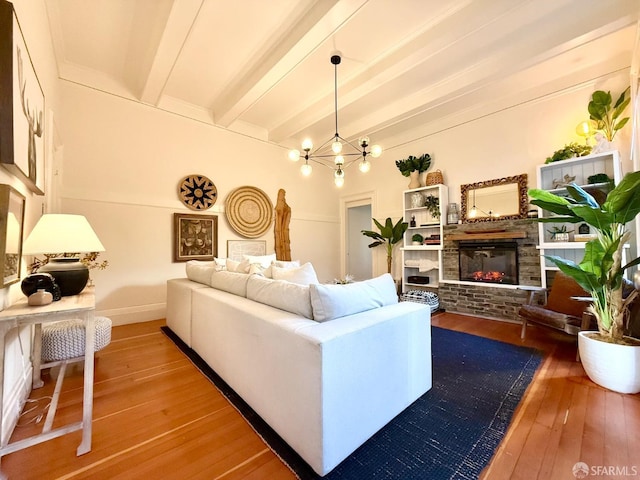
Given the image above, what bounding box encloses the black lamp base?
[39,258,89,296]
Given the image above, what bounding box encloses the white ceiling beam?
[136,0,204,105]
[213,0,367,127]
[272,0,636,144]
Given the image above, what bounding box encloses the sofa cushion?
[309,273,398,322]
[208,270,249,297]
[185,260,216,285]
[246,275,313,319]
[272,262,319,285]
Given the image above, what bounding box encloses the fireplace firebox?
[458,241,518,285]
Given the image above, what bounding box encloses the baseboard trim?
[97,303,165,326]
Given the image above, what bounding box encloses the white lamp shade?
[23,214,105,254]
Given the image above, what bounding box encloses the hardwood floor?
[2,313,638,479]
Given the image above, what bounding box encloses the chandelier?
[288,53,382,187]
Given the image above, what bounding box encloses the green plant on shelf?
[545,142,592,164]
[547,225,572,241]
[411,233,424,244]
[424,195,440,219]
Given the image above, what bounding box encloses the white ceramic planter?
[578,331,640,394]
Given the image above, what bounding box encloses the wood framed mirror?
[460,174,529,223]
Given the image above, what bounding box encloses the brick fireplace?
[439,219,541,321]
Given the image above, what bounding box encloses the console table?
[0,288,95,462]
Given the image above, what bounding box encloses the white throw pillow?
[309,273,398,322]
[272,260,300,268]
[208,270,249,297]
[246,275,313,319]
[243,253,276,268]
[185,261,216,285]
[226,258,244,273]
[271,262,319,285]
[214,257,227,269]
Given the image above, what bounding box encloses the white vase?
[408,171,422,189]
[410,192,424,208]
[578,331,640,394]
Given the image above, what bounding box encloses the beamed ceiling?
[44,0,640,151]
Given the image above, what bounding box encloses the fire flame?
[471,271,505,282]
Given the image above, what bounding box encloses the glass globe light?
[301,138,313,151]
[359,159,371,173]
[370,144,382,158]
[332,140,343,154]
[359,136,370,147]
[334,169,345,187]
[469,207,477,219]
[334,155,344,166]
[301,163,312,176]
[288,149,301,161]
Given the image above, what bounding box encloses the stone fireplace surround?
[439,219,541,321]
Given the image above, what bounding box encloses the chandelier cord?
[334,60,339,138]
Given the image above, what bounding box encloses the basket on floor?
[401,290,439,313]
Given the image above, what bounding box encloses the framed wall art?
[227,240,266,261]
[0,184,25,286]
[0,1,45,195]
[173,213,218,262]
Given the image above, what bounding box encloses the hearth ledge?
[440,280,544,290]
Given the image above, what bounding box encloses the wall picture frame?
[0,1,45,195]
[0,184,25,286]
[173,213,217,262]
[227,240,266,262]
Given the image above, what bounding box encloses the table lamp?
[22,214,105,296]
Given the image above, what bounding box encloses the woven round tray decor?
[426,169,443,185]
[178,174,217,210]
[225,186,273,238]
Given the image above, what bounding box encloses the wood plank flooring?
[2,313,638,479]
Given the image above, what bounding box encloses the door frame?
[339,191,376,280]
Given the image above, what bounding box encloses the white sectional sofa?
[166,264,432,476]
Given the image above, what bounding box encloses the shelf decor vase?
[410,192,424,208]
[408,171,422,189]
[578,331,640,394]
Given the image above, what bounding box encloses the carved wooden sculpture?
[274,189,291,261]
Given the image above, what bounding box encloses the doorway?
[345,201,373,281]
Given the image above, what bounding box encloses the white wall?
[59,82,341,324]
[341,71,633,280]
[1,0,61,443]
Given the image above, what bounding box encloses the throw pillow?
[243,253,276,268]
[185,261,216,285]
[214,257,227,269]
[246,275,313,319]
[208,270,250,297]
[272,260,300,268]
[226,258,243,273]
[309,273,398,322]
[271,262,319,285]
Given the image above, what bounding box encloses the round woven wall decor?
[225,186,273,238]
[179,174,217,210]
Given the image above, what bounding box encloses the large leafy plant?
[528,170,640,342]
[588,87,630,142]
[395,154,432,177]
[361,217,408,274]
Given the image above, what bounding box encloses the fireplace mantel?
[446,231,527,241]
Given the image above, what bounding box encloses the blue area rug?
[161,326,543,479]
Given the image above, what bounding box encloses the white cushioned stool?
[42,316,112,363]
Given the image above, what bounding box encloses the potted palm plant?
[528,170,640,393]
[361,217,408,274]
[395,154,432,189]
